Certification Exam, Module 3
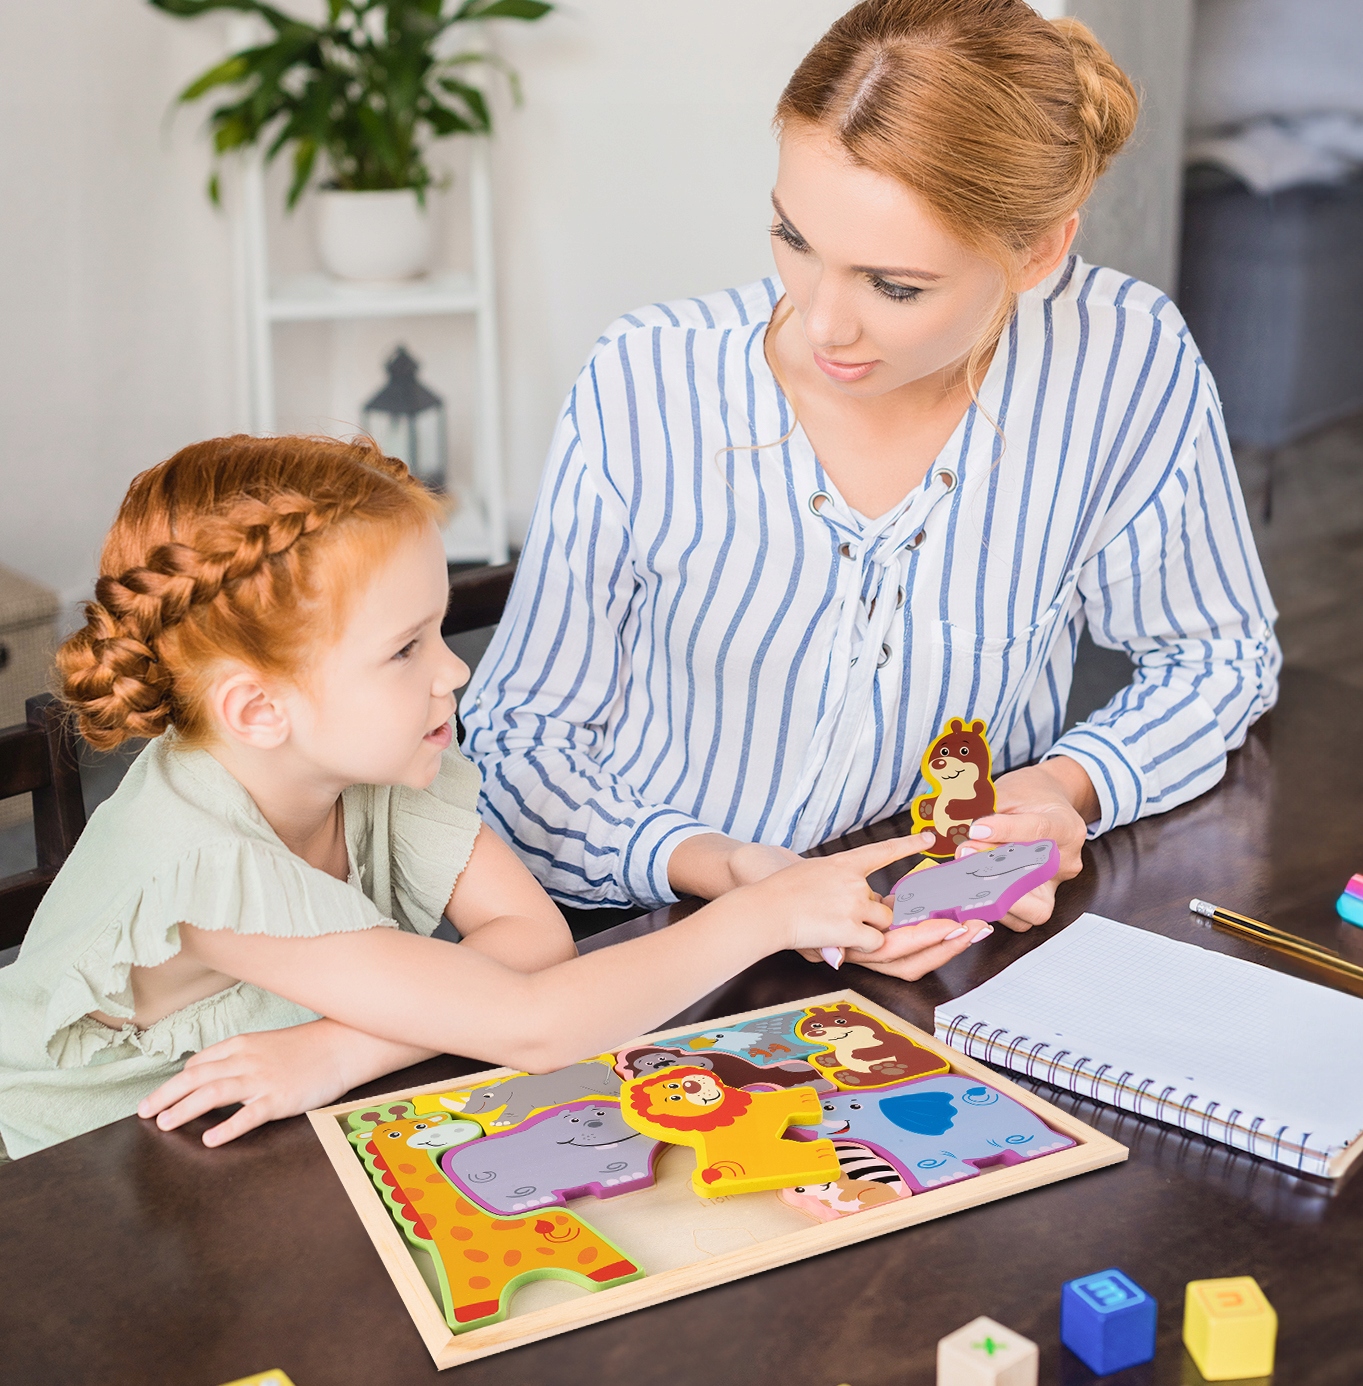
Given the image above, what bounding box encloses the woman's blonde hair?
[58,434,443,750]
[775,0,1138,389]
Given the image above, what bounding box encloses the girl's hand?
[813,912,995,980]
[960,758,1094,931]
[137,1020,430,1148]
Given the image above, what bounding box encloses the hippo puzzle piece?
[817,1075,1075,1192]
[443,1058,622,1131]
[912,716,997,858]
[621,1066,840,1196]
[346,1103,643,1332]
[795,1001,950,1089]
[891,840,1060,927]
[779,1139,911,1222]
[441,1101,663,1215]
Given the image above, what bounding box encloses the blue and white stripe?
[462,260,1280,910]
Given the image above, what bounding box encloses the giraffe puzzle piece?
[448,1058,622,1131]
[668,1009,820,1065]
[890,840,1060,927]
[817,1076,1075,1192]
[440,1100,662,1215]
[620,1066,839,1197]
[346,1102,643,1333]
[795,1001,950,1089]
[912,716,997,858]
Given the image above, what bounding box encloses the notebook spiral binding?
[936,1012,1334,1177]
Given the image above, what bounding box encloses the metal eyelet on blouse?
[937,470,957,490]
[809,491,832,515]
[839,542,857,560]
[877,644,892,667]
[896,586,905,609]
[907,530,926,550]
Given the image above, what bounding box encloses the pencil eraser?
[937,1315,1037,1385]
[1345,873,1363,901]
[1183,1276,1276,1380]
[1338,888,1363,928]
[1060,1268,1157,1374]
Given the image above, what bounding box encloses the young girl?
[0,434,983,1160]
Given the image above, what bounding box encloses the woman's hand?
[668,833,802,899]
[137,1020,432,1148]
[960,757,1095,931]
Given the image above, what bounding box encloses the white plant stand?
[230,140,509,565]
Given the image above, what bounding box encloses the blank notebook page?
[936,913,1363,1159]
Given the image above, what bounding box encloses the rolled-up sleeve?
[1046,403,1280,833]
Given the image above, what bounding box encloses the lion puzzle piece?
[444,1058,622,1131]
[346,1103,643,1333]
[620,1067,840,1196]
[795,1001,950,1089]
[890,840,1060,927]
[912,716,998,858]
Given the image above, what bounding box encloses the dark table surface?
[2,667,1361,1386]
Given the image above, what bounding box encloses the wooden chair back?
[0,694,87,951]
[442,561,516,637]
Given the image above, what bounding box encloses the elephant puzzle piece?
[778,1139,911,1222]
[620,1066,839,1196]
[795,1001,950,1089]
[346,1103,643,1333]
[668,1010,820,1065]
[440,1101,662,1215]
[890,840,1060,927]
[817,1076,1075,1192]
[912,716,997,858]
[448,1058,622,1131]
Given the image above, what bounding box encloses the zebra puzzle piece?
[778,1139,910,1222]
[620,1067,839,1197]
[347,1103,643,1333]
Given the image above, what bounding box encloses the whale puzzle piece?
[891,840,1060,927]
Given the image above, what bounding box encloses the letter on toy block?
[620,1067,839,1196]
[1060,1268,1157,1374]
[1183,1276,1276,1380]
[936,1315,1038,1386]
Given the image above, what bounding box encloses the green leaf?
[207,170,222,206]
[453,0,553,20]
[178,53,251,102]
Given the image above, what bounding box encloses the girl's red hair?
[58,434,443,749]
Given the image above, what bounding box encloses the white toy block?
[937,1315,1039,1386]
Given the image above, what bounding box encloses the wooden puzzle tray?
[309,989,1128,1369]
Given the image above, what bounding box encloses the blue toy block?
[1060,1268,1158,1374]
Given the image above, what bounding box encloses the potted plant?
[152,0,552,281]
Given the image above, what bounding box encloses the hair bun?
[1051,16,1138,176]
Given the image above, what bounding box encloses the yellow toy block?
[218,1373,296,1386]
[1183,1276,1277,1380]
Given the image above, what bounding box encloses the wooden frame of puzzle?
[309,988,1127,1369]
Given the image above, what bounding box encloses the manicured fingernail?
[968,823,992,840]
[971,925,994,942]
[944,925,968,940]
[956,845,978,857]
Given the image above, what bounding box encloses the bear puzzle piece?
[620,1066,839,1197]
[445,1058,622,1131]
[817,1076,1075,1192]
[936,1315,1038,1386]
[346,1103,643,1333]
[912,716,998,858]
[795,1001,950,1089]
[669,1009,820,1065]
[1183,1276,1277,1380]
[779,1138,910,1222]
[1060,1268,1158,1374]
[614,1044,833,1093]
[440,1100,662,1215]
[891,841,1060,927]
[1336,872,1363,927]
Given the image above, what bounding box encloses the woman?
[463,0,1278,975]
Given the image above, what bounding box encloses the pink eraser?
[1346,874,1363,901]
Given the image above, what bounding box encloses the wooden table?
[3,667,1361,1385]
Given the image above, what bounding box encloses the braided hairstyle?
[58,434,443,750]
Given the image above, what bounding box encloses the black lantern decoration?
[363,345,447,490]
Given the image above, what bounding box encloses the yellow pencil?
[1189,898,1363,986]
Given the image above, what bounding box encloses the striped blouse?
[462,259,1280,911]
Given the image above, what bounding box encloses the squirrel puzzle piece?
[449,1059,622,1131]
[912,717,997,858]
[817,1076,1075,1193]
[795,1002,950,1089]
[346,1103,643,1332]
[440,1101,662,1216]
[614,1044,834,1093]
[620,1067,839,1196]
[890,840,1060,927]
[778,1138,911,1222]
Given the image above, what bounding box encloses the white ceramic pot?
[315,188,433,282]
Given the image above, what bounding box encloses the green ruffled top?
[0,734,482,1160]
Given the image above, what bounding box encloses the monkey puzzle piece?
[890,840,1060,927]
[613,1043,833,1093]
[347,1102,643,1334]
[440,1100,663,1216]
[620,1067,839,1197]
[912,716,998,858]
[817,1076,1075,1194]
[795,1001,950,1089]
[438,1057,622,1132]
[778,1139,911,1222]
[667,1009,820,1065]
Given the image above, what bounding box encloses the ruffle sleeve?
[41,838,396,1068]
[387,745,484,935]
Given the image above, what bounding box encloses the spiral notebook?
[935,913,1363,1178]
